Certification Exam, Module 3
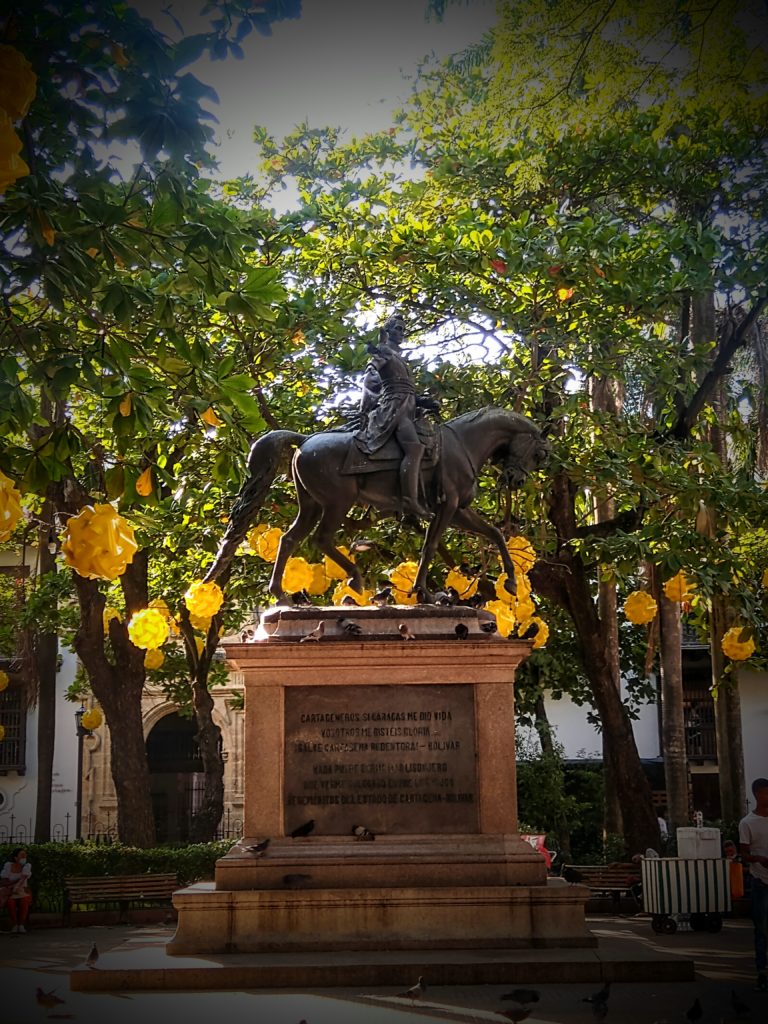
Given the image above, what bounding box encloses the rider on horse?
[356,313,438,520]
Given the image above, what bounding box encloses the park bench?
[562,863,640,908]
[63,872,179,924]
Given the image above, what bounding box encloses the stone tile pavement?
[0,913,764,1024]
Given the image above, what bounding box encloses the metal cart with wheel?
[641,856,731,934]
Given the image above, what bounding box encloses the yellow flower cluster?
[624,590,658,625]
[127,607,169,650]
[445,567,478,600]
[389,561,419,604]
[0,46,36,194]
[253,526,283,562]
[505,536,536,575]
[184,580,224,618]
[281,556,314,594]
[306,562,330,596]
[721,625,756,662]
[0,468,22,541]
[0,669,9,692]
[332,582,372,606]
[80,707,103,731]
[102,606,121,632]
[663,571,696,603]
[485,599,516,638]
[144,648,165,670]
[324,547,353,581]
[61,505,138,581]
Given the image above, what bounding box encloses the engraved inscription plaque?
[284,684,478,834]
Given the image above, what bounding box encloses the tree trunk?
[533,693,572,858]
[189,665,225,842]
[657,590,689,834]
[33,501,57,842]
[598,578,623,838]
[71,554,156,847]
[710,594,747,823]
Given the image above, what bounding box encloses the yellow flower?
[505,536,536,575]
[195,636,204,657]
[0,723,5,741]
[0,46,37,121]
[485,599,516,638]
[102,606,121,632]
[0,670,9,692]
[80,707,103,730]
[184,580,224,618]
[721,625,756,662]
[324,546,354,581]
[0,468,23,542]
[663,571,696,603]
[445,567,478,599]
[515,595,536,622]
[392,588,419,605]
[135,466,153,497]
[201,406,223,427]
[149,597,171,619]
[281,556,315,594]
[127,607,170,650]
[390,561,418,594]
[495,574,516,605]
[118,393,132,416]
[255,526,283,563]
[332,582,372,606]
[762,568,768,589]
[247,523,269,551]
[0,110,29,194]
[519,615,549,648]
[189,612,212,632]
[624,590,658,625]
[305,562,330,596]
[144,648,165,670]
[61,504,138,581]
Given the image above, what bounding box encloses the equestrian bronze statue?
[204,316,549,604]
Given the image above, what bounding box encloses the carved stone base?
[168,880,594,954]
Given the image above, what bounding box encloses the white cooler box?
[676,826,721,858]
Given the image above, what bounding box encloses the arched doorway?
[146,712,204,843]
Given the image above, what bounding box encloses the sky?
[139,0,496,179]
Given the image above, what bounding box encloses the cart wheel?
[651,915,665,933]
[689,913,706,931]
[705,914,723,933]
[662,917,678,934]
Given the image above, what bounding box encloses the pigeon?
[433,590,456,606]
[341,594,358,606]
[398,622,416,640]
[730,988,750,1017]
[582,981,610,1005]
[592,1000,609,1021]
[350,538,374,553]
[36,986,67,1011]
[353,824,376,841]
[480,619,498,633]
[299,621,325,642]
[398,975,426,1000]
[85,941,99,968]
[243,837,270,855]
[290,818,315,838]
[372,586,392,606]
[291,590,312,605]
[282,873,313,888]
[685,997,703,1023]
[501,989,540,1004]
[562,865,585,884]
[454,622,469,640]
[339,617,363,635]
[500,1008,532,1023]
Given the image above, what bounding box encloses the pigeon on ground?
[730,988,750,1017]
[398,975,426,1000]
[36,986,67,1011]
[299,621,325,642]
[433,590,456,606]
[398,622,416,640]
[339,617,363,635]
[685,997,703,1023]
[454,622,469,640]
[282,873,313,888]
[352,824,376,841]
[372,586,392,606]
[582,981,611,1005]
[85,941,99,968]
[480,619,498,633]
[243,837,270,855]
[341,594,358,605]
[501,989,540,1004]
[291,590,312,605]
[290,818,315,838]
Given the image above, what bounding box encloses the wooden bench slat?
[62,873,179,922]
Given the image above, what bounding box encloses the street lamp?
[74,705,91,840]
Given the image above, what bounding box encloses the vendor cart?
[641,856,731,934]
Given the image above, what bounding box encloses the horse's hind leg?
[269,484,322,604]
[449,507,518,595]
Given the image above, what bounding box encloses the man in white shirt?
[739,777,768,992]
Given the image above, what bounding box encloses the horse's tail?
[204,429,308,586]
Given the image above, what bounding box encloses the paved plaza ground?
[0,912,764,1024]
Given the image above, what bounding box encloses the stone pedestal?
[169,606,591,954]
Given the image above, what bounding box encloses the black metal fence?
[0,808,243,846]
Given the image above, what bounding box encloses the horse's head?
[500,427,550,489]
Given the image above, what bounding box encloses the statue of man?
[356,313,436,519]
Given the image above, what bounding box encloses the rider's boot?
[400,442,432,519]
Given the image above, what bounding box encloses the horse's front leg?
[314,511,364,594]
[449,507,518,596]
[412,498,458,602]
[269,492,322,604]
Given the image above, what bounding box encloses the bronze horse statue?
[204,406,549,603]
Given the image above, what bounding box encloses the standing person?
[1,847,32,933]
[739,777,768,992]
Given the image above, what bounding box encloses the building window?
[0,682,26,774]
